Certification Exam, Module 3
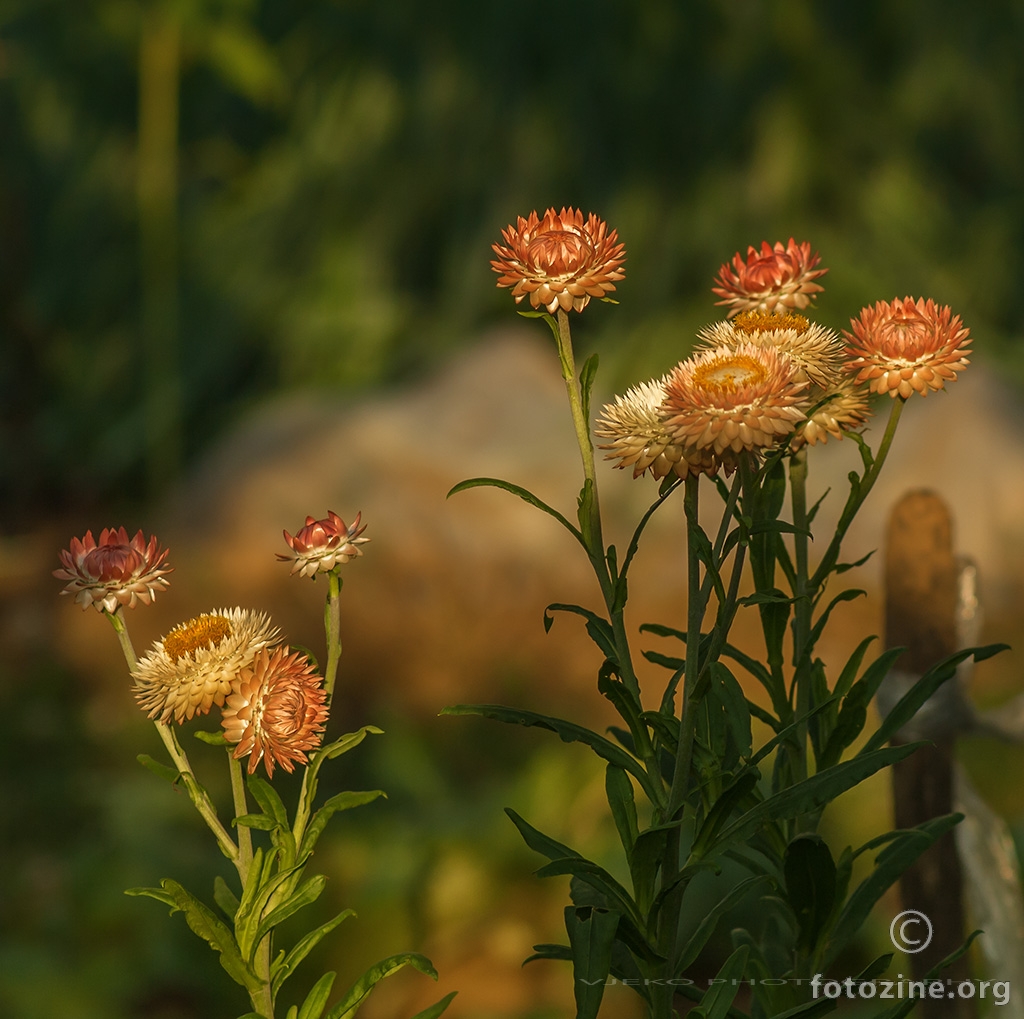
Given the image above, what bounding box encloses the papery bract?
[278,510,369,578]
[222,646,329,777]
[54,527,171,613]
[491,207,626,314]
[713,238,827,317]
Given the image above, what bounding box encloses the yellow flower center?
[164,614,232,663]
[693,354,767,394]
[734,310,809,334]
[527,229,592,273]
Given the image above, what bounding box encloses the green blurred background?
[3,1,1024,1017]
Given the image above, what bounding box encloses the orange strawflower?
[712,239,827,318]
[132,608,279,723]
[55,527,171,613]
[278,511,369,578]
[663,344,809,464]
[222,646,330,777]
[844,297,971,399]
[491,207,625,314]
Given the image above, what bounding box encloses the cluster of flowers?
[491,209,972,478]
[54,513,368,776]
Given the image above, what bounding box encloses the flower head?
[491,207,626,314]
[132,608,279,723]
[595,377,719,479]
[221,646,329,778]
[712,239,827,318]
[843,297,971,399]
[278,511,369,578]
[792,382,873,449]
[700,311,845,389]
[54,527,171,613]
[663,343,809,463]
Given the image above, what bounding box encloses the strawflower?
[700,311,846,390]
[663,343,809,463]
[54,527,171,613]
[712,238,827,317]
[133,608,279,723]
[222,646,330,777]
[278,511,369,578]
[844,297,972,399]
[595,377,719,479]
[491,207,626,314]
[792,382,873,449]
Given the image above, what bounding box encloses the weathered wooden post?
[882,489,975,1019]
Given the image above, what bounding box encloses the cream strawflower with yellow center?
[595,377,720,479]
[844,297,972,398]
[221,646,329,778]
[132,608,279,723]
[663,343,809,463]
[699,311,846,390]
[792,382,873,450]
[491,207,626,314]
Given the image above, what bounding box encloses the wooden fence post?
[883,489,975,1019]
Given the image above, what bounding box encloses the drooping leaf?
[544,602,616,661]
[137,753,180,784]
[299,790,386,862]
[446,477,583,546]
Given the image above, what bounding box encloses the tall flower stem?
[107,609,238,864]
[554,309,603,554]
[789,447,812,785]
[323,571,343,701]
[229,753,274,1019]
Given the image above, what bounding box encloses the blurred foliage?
[2,0,1023,525]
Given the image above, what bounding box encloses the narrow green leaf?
[824,813,963,967]
[505,808,579,862]
[252,875,327,952]
[297,971,336,1019]
[579,352,599,435]
[862,643,1010,752]
[234,813,279,831]
[214,875,240,920]
[784,834,837,951]
[320,725,384,760]
[446,477,583,544]
[442,704,655,797]
[689,945,749,1019]
[545,603,616,661]
[676,877,767,972]
[408,991,458,1019]
[692,770,760,859]
[271,910,356,997]
[716,744,920,852]
[536,858,643,928]
[156,879,261,992]
[605,766,638,855]
[136,753,180,784]
[323,953,438,1019]
[247,775,289,829]
[194,729,231,746]
[807,588,866,648]
[299,790,386,862]
[565,906,619,1019]
[125,885,177,909]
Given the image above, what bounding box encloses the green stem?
[229,753,252,878]
[107,609,239,864]
[809,397,905,591]
[323,571,343,701]
[668,473,703,819]
[789,447,811,785]
[554,309,604,558]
